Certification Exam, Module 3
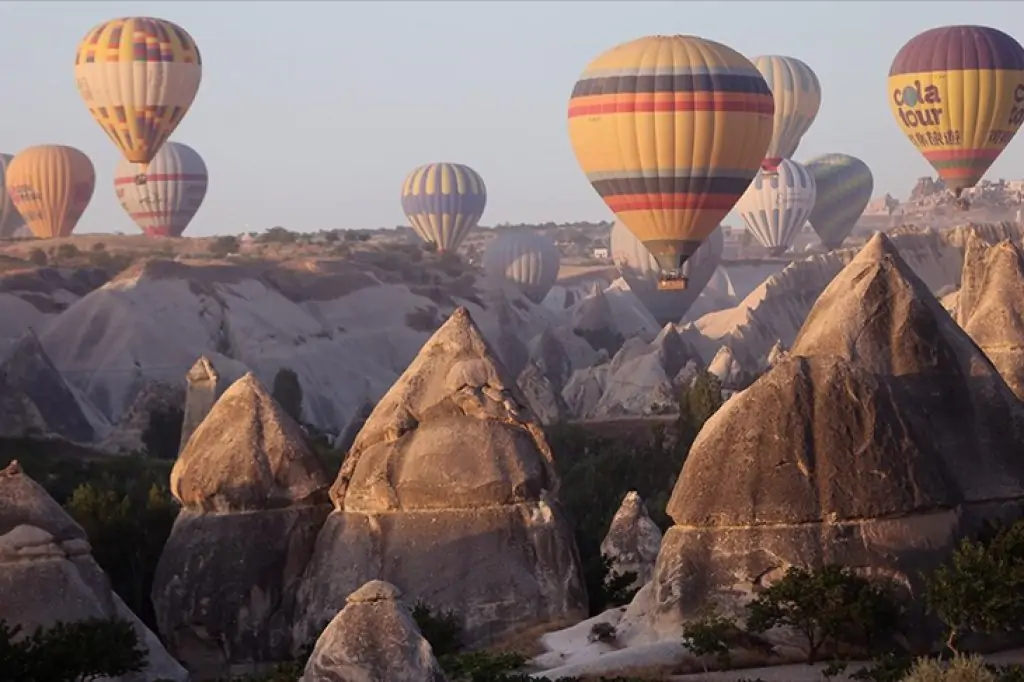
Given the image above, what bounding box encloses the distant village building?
[592,246,609,260]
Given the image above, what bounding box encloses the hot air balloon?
[0,154,26,238]
[483,228,560,304]
[114,141,208,237]
[804,153,874,250]
[401,162,487,253]
[735,159,816,257]
[567,35,774,290]
[611,220,724,324]
[888,26,1024,210]
[751,55,822,171]
[74,17,202,172]
[5,145,95,239]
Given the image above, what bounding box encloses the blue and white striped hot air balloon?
[735,159,817,257]
[401,162,487,253]
[483,228,560,304]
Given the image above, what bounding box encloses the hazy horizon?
[3,1,1024,237]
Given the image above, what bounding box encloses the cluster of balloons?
[566,25,1024,326]
[0,17,207,240]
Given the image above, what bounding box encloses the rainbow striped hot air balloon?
[888,26,1024,208]
[751,55,822,171]
[567,35,774,290]
[400,162,487,253]
[804,153,873,250]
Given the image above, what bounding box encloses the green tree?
[272,367,304,423]
[141,405,183,460]
[679,371,724,436]
[0,618,147,682]
[745,565,902,664]
[208,235,240,257]
[27,248,47,266]
[925,519,1024,654]
[64,484,178,632]
[55,243,80,260]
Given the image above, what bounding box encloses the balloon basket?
[657,277,688,291]
[134,173,148,186]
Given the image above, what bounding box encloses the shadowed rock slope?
[152,373,331,680]
[295,307,586,648]
[644,233,1024,639]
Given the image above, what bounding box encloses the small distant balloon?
[567,34,774,287]
[483,228,560,304]
[114,141,208,237]
[74,17,202,166]
[735,159,816,257]
[5,145,96,239]
[401,162,487,253]
[751,55,822,170]
[888,25,1024,198]
[611,221,724,325]
[803,153,873,250]
[0,154,26,238]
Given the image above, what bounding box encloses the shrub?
[0,617,147,682]
[27,248,47,265]
[412,601,462,657]
[209,235,239,257]
[55,243,80,260]
[271,368,304,424]
[925,519,1024,654]
[745,565,903,664]
[141,405,183,460]
[682,612,736,670]
[678,371,724,437]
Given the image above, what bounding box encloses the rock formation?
[645,234,1024,639]
[300,581,447,682]
[957,238,1024,400]
[0,330,101,442]
[295,307,586,648]
[707,345,751,390]
[101,379,184,455]
[517,361,568,425]
[600,492,663,589]
[152,373,331,679]
[179,354,245,454]
[571,289,626,356]
[0,461,187,682]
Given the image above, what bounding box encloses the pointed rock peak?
[956,231,994,326]
[171,372,330,512]
[348,580,403,604]
[332,307,558,510]
[766,340,788,368]
[613,490,646,520]
[0,461,85,541]
[573,288,615,331]
[791,232,986,378]
[186,355,220,384]
[2,329,48,369]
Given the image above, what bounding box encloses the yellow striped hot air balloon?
[567,35,774,290]
[4,145,96,239]
[74,17,202,171]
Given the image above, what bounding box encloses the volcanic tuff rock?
[0,329,103,442]
[600,492,663,590]
[179,353,247,454]
[101,379,184,455]
[0,462,187,682]
[645,233,1024,639]
[152,374,331,679]
[300,581,447,682]
[296,307,585,648]
[958,237,1024,400]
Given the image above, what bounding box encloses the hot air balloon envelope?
[567,35,774,284]
[114,141,208,237]
[401,163,486,253]
[0,154,26,238]
[75,17,202,166]
[888,25,1024,196]
[483,228,560,303]
[751,55,822,170]
[735,159,816,257]
[5,145,95,239]
[804,153,873,250]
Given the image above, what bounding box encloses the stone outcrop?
[152,373,331,679]
[600,492,663,589]
[0,461,187,682]
[571,289,625,356]
[179,354,245,454]
[957,237,1024,400]
[0,330,100,442]
[300,581,447,682]
[517,361,568,425]
[295,307,586,648]
[101,379,184,455]
[645,234,1024,639]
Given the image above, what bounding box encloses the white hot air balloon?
[483,228,561,303]
[611,221,724,324]
[735,159,816,257]
[113,142,208,237]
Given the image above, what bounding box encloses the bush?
[141,405,184,460]
[678,371,724,437]
[412,601,462,657]
[55,243,80,260]
[271,367,304,423]
[925,519,1024,654]
[0,617,147,682]
[745,565,903,664]
[682,612,737,670]
[27,248,47,265]
[209,235,240,257]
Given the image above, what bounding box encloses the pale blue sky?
[2,1,1024,237]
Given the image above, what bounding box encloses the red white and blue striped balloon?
[114,141,208,237]
[401,162,487,253]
